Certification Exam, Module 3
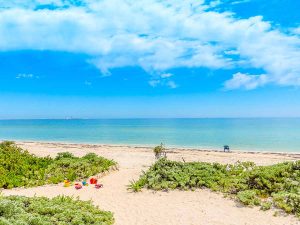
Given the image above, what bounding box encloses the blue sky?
[0,0,300,118]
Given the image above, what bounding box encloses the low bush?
[273,192,300,215]
[0,195,114,225]
[260,201,272,211]
[237,190,260,206]
[129,158,300,217]
[153,143,166,159]
[0,141,116,188]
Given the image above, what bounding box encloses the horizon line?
[1,117,300,120]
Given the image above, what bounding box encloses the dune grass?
[0,195,114,225]
[129,158,300,217]
[0,141,116,189]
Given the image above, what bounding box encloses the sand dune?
[3,141,300,225]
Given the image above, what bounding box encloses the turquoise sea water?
[0,119,300,152]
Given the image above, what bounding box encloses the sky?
[0,0,300,119]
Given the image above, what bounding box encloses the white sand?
[3,141,300,225]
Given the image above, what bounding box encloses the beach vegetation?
[0,141,116,189]
[260,201,272,211]
[0,195,114,225]
[130,158,300,217]
[153,143,166,159]
[237,190,260,206]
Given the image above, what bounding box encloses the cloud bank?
[224,72,268,90]
[0,0,300,89]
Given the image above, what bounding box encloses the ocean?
[0,118,299,152]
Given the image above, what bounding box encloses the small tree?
[153,143,166,159]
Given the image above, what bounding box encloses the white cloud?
[149,80,160,87]
[160,73,173,78]
[231,0,251,5]
[166,81,178,89]
[149,73,177,88]
[0,0,77,9]
[292,27,300,35]
[224,72,268,90]
[16,73,38,79]
[149,79,178,89]
[0,0,300,89]
[209,0,222,8]
[224,50,239,55]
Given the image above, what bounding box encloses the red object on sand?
[95,184,103,189]
[90,178,98,184]
[75,183,82,190]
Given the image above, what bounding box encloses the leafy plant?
[237,190,260,206]
[153,143,164,155]
[0,141,116,188]
[55,152,75,160]
[0,195,114,225]
[273,192,300,215]
[130,158,300,218]
[128,180,143,192]
[153,143,166,159]
[260,201,272,211]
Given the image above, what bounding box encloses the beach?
[2,0,300,223]
[2,141,300,225]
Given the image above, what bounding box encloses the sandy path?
[2,141,300,225]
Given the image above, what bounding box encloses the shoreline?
[10,139,300,158]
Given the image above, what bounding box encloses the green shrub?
[46,153,115,183]
[0,195,114,225]
[153,143,165,155]
[260,201,272,211]
[237,190,260,206]
[130,158,300,218]
[273,192,300,215]
[0,141,116,188]
[128,180,143,192]
[55,152,75,160]
[153,143,166,159]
